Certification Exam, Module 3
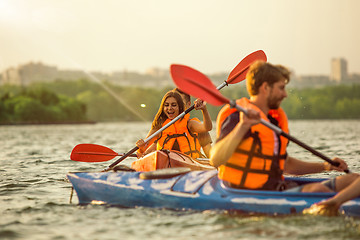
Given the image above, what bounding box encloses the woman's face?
[163,97,179,120]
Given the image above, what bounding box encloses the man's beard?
[267,95,282,109]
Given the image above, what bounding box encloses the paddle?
[216,50,267,88]
[101,50,267,171]
[70,144,137,162]
[171,64,350,173]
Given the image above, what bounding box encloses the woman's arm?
[188,99,212,133]
[135,128,158,157]
[141,142,157,156]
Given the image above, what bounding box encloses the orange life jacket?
[216,98,289,190]
[156,114,202,158]
[189,117,208,157]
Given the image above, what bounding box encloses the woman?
[136,90,212,158]
[174,87,212,158]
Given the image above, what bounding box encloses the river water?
[1,120,360,240]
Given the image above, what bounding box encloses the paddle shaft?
[76,151,137,158]
[229,100,350,173]
[103,80,231,171]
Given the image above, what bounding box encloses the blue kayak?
[67,168,360,217]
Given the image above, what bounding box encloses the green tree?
[12,96,47,122]
[0,101,9,123]
[58,95,86,121]
[335,98,360,119]
[26,87,60,106]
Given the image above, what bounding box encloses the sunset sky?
[0,0,359,76]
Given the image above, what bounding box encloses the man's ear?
[259,82,269,94]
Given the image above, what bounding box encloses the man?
[210,61,359,197]
[174,88,212,158]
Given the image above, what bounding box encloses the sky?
[0,0,359,76]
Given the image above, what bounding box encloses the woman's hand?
[136,139,146,158]
[136,139,146,148]
[194,98,206,110]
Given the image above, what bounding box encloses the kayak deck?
[131,150,215,171]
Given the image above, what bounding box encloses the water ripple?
[0,121,359,240]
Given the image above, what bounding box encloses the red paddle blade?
[170,64,229,106]
[227,50,267,84]
[70,144,118,162]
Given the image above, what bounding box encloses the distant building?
[1,62,59,86]
[289,74,331,88]
[1,67,22,85]
[145,67,168,78]
[331,58,347,83]
[347,73,360,84]
[1,59,359,88]
[1,62,115,86]
[110,68,172,87]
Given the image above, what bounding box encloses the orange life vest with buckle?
[156,114,202,158]
[216,98,289,190]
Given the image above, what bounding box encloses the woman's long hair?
[151,90,185,130]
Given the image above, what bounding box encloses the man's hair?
[173,88,191,104]
[246,61,291,96]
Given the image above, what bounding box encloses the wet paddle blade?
[170,64,229,106]
[227,50,267,84]
[70,144,119,162]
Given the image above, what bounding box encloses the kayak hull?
[67,170,360,217]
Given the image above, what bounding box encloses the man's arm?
[284,156,349,175]
[284,156,327,175]
[210,109,260,167]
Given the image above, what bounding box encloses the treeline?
[0,79,359,124]
[0,85,87,124]
[0,79,171,124]
[281,85,360,119]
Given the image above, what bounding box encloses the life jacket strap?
[235,149,287,161]
[238,131,260,187]
[184,149,205,158]
[161,132,202,158]
[162,133,187,148]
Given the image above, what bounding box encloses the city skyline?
[2,57,359,88]
[2,56,358,76]
[2,56,357,75]
[0,0,359,76]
